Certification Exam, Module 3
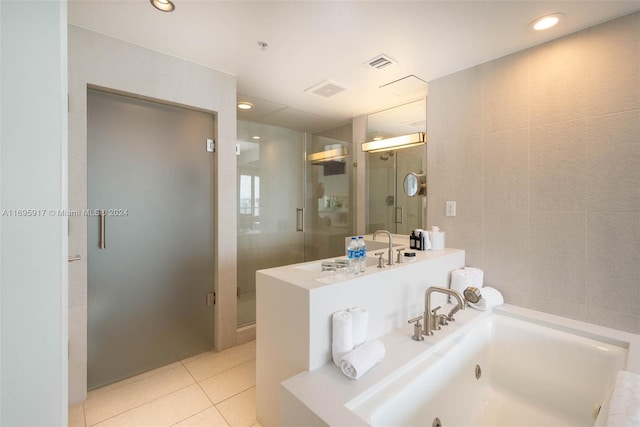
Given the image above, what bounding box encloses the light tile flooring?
[69,341,260,427]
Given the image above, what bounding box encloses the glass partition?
[236,120,305,326]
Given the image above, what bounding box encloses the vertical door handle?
[99,209,106,249]
[396,206,404,224]
[296,208,304,232]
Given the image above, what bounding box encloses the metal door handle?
[99,210,106,249]
[395,206,404,224]
[296,208,304,232]
[68,255,81,262]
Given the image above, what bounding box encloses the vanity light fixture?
[531,13,564,31]
[362,132,426,153]
[237,102,254,110]
[308,146,348,164]
[150,0,175,12]
[252,136,261,140]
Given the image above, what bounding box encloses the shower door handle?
[99,209,106,249]
[296,208,304,232]
[395,206,404,224]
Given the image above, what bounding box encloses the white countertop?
[259,234,462,291]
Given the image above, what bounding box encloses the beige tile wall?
[427,12,639,333]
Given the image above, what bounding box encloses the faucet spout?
[423,286,465,336]
[372,230,394,266]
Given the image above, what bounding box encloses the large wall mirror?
[365,99,426,234]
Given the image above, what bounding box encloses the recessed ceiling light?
[531,13,564,31]
[237,102,254,110]
[252,136,260,140]
[150,0,175,12]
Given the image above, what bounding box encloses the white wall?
[68,25,238,403]
[1,1,68,424]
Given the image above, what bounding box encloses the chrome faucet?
[372,230,393,266]
[423,286,465,336]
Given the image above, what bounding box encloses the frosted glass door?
[87,90,215,389]
[236,121,305,326]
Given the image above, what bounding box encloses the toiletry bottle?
[410,230,417,250]
[358,236,367,273]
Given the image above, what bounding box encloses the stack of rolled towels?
[607,371,640,426]
[332,307,385,380]
[449,267,504,310]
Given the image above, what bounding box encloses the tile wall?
[427,12,639,333]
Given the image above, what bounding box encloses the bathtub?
[348,308,630,426]
[280,305,639,427]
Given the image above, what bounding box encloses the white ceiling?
[68,1,639,132]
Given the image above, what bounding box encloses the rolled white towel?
[349,307,368,348]
[450,269,472,303]
[340,340,386,380]
[464,267,484,288]
[332,311,353,367]
[607,371,640,427]
[468,287,504,311]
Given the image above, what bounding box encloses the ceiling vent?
[365,54,397,70]
[304,80,348,98]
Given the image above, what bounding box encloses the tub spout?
[423,286,465,336]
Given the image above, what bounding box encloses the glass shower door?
[87,90,215,389]
[236,121,305,326]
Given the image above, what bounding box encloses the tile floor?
[69,341,260,427]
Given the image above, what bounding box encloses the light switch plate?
[445,201,456,217]
[206,138,215,153]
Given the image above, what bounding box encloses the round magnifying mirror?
[403,173,420,197]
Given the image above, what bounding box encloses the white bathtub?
[348,309,630,427]
[281,306,639,427]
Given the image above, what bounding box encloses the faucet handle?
[408,316,424,341]
[374,251,385,268]
[396,247,406,263]
[430,305,441,315]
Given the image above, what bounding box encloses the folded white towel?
[468,287,504,311]
[607,371,640,427]
[332,311,353,367]
[340,340,386,380]
[349,307,368,348]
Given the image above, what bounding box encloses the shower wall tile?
[529,31,588,126]
[428,12,639,333]
[529,120,586,212]
[483,211,529,293]
[529,295,587,322]
[586,212,640,316]
[483,129,529,212]
[442,134,484,266]
[587,12,640,117]
[482,52,529,133]
[587,306,640,335]
[529,212,586,302]
[427,65,483,139]
[585,110,640,212]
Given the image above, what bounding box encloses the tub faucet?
[423,286,465,336]
[372,230,393,266]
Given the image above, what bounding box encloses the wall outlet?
[445,201,456,217]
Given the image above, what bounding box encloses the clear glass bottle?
[358,236,367,273]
